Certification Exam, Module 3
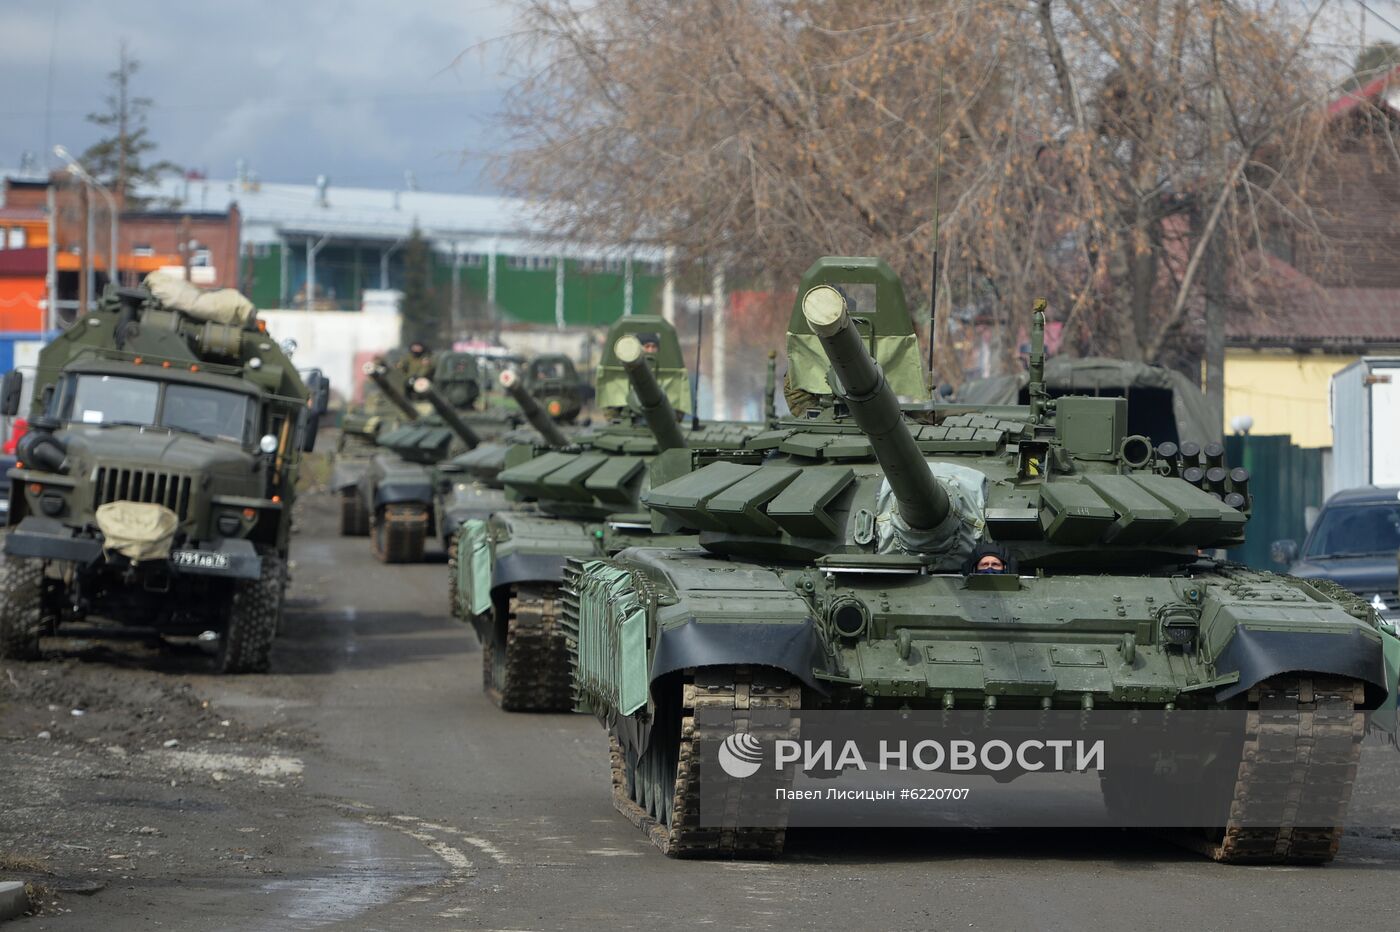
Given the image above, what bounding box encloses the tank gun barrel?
[412,377,482,450]
[499,368,569,448]
[801,285,950,530]
[615,335,688,451]
[364,362,421,423]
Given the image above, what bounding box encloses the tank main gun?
[801,284,951,531]
[499,368,569,449]
[615,335,687,451]
[364,362,421,423]
[412,377,482,450]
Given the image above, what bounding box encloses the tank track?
[611,672,801,858]
[446,532,460,620]
[339,490,370,537]
[1179,676,1365,864]
[482,585,574,712]
[373,505,428,563]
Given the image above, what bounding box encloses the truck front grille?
[93,467,193,521]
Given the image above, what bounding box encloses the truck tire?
[0,553,44,660]
[340,490,371,537]
[373,505,428,563]
[219,555,283,674]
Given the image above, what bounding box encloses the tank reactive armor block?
[0,278,323,672]
[453,315,765,713]
[567,256,1399,863]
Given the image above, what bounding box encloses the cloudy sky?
[1,0,518,193]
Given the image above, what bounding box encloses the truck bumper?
[2,517,262,581]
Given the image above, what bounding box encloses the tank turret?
[801,284,950,531]
[364,362,421,423]
[499,368,568,449]
[412,376,482,450]
[615,335,687,451]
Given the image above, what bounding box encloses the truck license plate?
[171,550,230,570]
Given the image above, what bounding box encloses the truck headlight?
[39,490,65,516]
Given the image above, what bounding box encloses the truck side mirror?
[1,370,22,417]
[303,369,331,418]
[299,409,318,453]
[1270,539,1299,566]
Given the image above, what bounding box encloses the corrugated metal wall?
[1225,434,1325,568]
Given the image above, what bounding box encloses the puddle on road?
[259,818,443,928]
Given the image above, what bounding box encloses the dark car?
[1274,485,1400,617]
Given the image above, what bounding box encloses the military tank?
[567,256,1398,862]
[453,315,761,712]
[331,363,422,537]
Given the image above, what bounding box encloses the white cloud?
[0,0,521,193]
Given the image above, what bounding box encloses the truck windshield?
[60,374,254,444]
[1305,504,1400,558]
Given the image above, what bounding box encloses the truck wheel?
[0,554,45,660]
[219,555,284,674]
[373,505,428,563]
[340,490,371,537]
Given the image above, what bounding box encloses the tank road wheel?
[218,555,284,674]
[0,554,45,660]
[481,584,574,712]
[1169,676,1366,865]
[609,669,801,858]
[373,505,428,563]
[339,490,370,537]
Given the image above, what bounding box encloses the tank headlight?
[39,490,65,516]
[217,513,241,536]
[259,434,279,454]
[1161,615,1199,648]
[248,357,263,369]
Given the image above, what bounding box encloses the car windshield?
[61,374,254,444]
[1304,503,1400,558]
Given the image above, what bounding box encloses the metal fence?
[1225,434,1325,569]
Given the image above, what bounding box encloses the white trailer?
[1330,356,1400,495]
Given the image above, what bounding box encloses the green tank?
[332,364,417,537]
[0,280,326,672]
[452,315,762,712]
[521,353,585,423]
[567,256,1400,862]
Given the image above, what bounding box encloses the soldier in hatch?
[963,543,1016,575]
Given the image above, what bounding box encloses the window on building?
[579,257,627,274]
[506,255,555,271]
[6,227,25,249]
[191,248,212,267]
[460,252,486,268]
[133,244,155,257]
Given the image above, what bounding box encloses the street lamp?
[53,145,119,307]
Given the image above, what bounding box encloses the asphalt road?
[11,493,1400,930]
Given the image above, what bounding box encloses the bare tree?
[500,0,1370,390]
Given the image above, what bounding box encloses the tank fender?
[1213,624,1389,706]
[649,617,831,693]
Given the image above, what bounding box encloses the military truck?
[0,277,327,672]
[521,353,585,423]
[453,316,762,711]
[568,257,1399,862]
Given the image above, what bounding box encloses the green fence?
[1224,434,1324,568]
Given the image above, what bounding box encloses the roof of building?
[141,175,657,261]
[1327,64,1400,120]
[1229,254,1400,347]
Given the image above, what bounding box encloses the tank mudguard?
[490,513,601,591]
[650,617,830,692]
[1213,624,1390,705]
[330,459,368,493]
[366,464,434,508]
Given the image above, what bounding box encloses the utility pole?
[45,184,57,330]
[79,185,92,313]
[117,41,129,207]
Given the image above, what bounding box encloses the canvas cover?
[95,501,179,562]
[875,461,987,570]
[593,314,693,413]
[785,257,928,400]
[956,357,1218,444]
[144,271,256,326]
